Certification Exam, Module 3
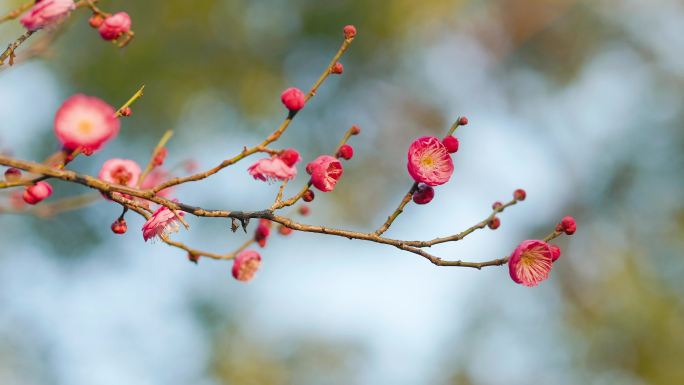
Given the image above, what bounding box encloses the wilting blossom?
[23,181,53,205]
[98,158,141,187]
[142,204,184,241]
[232,249,262,282]
[306,155,343,192]
[406,136,454,186]
[54,94,120,154]
[508,240,553,287]
[20,0,75,31]
[99,12,131,41]
[248,149,300,183]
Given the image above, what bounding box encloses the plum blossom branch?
[0,23,578,285]
[1,154,535,269]
[149,34,356,194]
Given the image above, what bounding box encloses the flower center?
[420,155,434,168]
[78,120,94,135]
[111,166,132,185]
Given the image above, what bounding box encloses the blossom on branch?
[306,155,343,192]
[54,94,120,154]
[98,158,141,187]
[508,240,553,287]
[407,136,454,186]
[248,149,300,183]
[142,204,184,242]
[20,0,75,31]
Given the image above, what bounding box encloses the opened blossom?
[508,240,553,287]
[98,158,141,187]
[232,249,262,282]
[142,204,185,241]
[248,149,300,183]
[20,0,75,31]
[54,94,120,154]
[407,136,454,186]
[307,155,343,192]
[99,12,132,41]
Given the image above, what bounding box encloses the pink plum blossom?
[248,150,300,183]
[306,155,343,192]
[98,12,131,41]
[232,249,262,282]
[98,158,141,187]
[20,0,75,31]
[54,94,119,154]
[142,204,184,241]
[508,240,553,287]
[406,136,454,186]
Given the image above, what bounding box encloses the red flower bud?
[337,144,354,160]
[513,188,526,201]
[23,181,53,205]
[278,225,293,236]
[302,189,315,202]
[4,167,21,182]
[188,253,200,264]
[558,216,577,235]
[298,204,310,216]
[120,106,132,117]
[492,201,503,210]
[488,216,501,230]
[88,14,104,28]
[343,25,357,39]
[111,218,127,234]
[153,147,168,167]
[458,116,468,126]
[412,183,434,205]
[279,148,300,167]
[350,125,361,135]
[254,220,271,248]
[331,62,344,74]
[442,136,459,153]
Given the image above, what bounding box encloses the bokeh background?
[1,0,683,384]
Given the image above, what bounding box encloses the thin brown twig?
[0,30,35,66]
[0,1,33,24]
